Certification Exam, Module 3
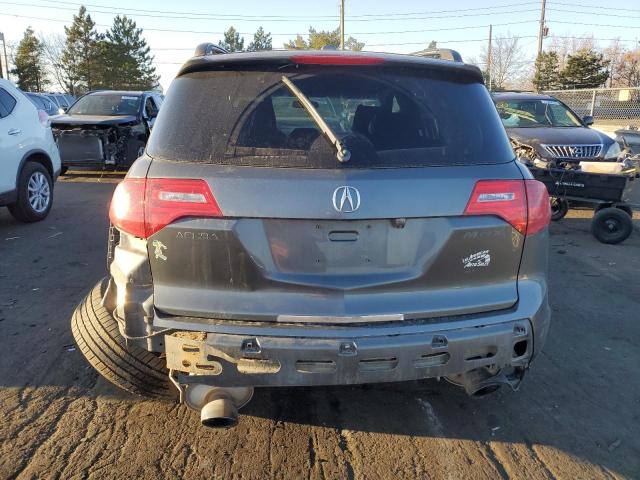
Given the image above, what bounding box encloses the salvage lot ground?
[1,173,639,479]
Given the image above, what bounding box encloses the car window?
[46,94,59,106]
[495,99,582,128]
[144,96,159,117]
[27,94,46,109]
[56,95,69,108]
[67,94,141,116]
[0,87,17,118]
[149,67,513,168]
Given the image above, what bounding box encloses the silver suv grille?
[542,144,602,159]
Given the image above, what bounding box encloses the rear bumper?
[165,315,539,388]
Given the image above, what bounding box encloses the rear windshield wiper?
[281,76,351,163]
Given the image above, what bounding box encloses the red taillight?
[37,109,50,126]
[524,180,551,235]
[109,178,222,239]
[145,178,222,237]
[109,178,146,238]
[464,179,550,236]
[290,54,385,65]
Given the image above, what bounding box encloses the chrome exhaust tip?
[200,393,238,428]
[183,385,254,429]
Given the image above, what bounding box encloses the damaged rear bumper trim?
[165,319,533,388]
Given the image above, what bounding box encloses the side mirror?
[58,107,67,115]
[583,115,594,126]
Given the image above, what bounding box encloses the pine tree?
[532,51,560,92]
[247,27,272,52]
[61,6,103,94]
[104,16,158,90]
[284,27,363,51]
[559,49,609,89]
[218,27,244,53]
[12,27,48,92]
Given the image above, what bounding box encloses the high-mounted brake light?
[290,54,385,65]
[109,178,222,239]
[464,179,550,236]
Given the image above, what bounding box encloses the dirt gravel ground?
[1,174,639,480]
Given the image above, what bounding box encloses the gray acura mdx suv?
[72,47,551,428]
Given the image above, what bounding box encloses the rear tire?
[591,207,633,244]
[8,162,53,222]
[616,205,633,217]
[550,197,569,221]
[71,278,174,398]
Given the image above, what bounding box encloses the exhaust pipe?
[183,385,254,429]
[447,367,525,397]
[200,391,238,428]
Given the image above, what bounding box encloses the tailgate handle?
[328,231,358,242]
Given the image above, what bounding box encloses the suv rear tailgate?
[147,161,525,322]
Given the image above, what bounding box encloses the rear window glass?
[148,66,514,168]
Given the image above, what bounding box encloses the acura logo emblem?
[332,186,360,213]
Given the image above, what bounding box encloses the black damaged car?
[493,92,622,166]
[51,90,163,172]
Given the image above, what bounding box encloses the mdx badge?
[332,186,361,213]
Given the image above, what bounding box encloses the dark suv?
[72,48,551,428]
[51,90,163,170]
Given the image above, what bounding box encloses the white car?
[0,79,61,222]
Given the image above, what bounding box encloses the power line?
[2,10,637,47]
[0,2,541,22]
[30,0,541,20]
[548,7,640,20]
[0,11,538,36]
[550,1,640,13]
[549,19,640,30]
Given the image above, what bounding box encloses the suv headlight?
[604,142,621,159]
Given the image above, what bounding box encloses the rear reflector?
[290,54,385,65]
[464,179,550,236]
[109,178,222,239]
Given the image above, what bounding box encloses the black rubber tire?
[71,278,174,398]
[616,205,633,217]
[591,207,633,244]
[550,197,569,221]
[8,162,53,222]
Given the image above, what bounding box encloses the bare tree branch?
[39,33,70,92]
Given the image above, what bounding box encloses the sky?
[1,0,639,92]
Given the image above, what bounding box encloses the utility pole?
[537,0,546,59]
[340,0,345,50]
[487,24,492,91]
[0,32,5,79]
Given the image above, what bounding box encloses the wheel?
[8,162,53,222]
[125,139,146,167]
[616,205,633,217]
[591,207,633,244]
[71,278,174,398]
[550,197,569,221]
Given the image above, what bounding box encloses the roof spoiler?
[412,48,463,63]
[194,43,228,57]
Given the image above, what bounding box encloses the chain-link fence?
[543,87,640,128]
